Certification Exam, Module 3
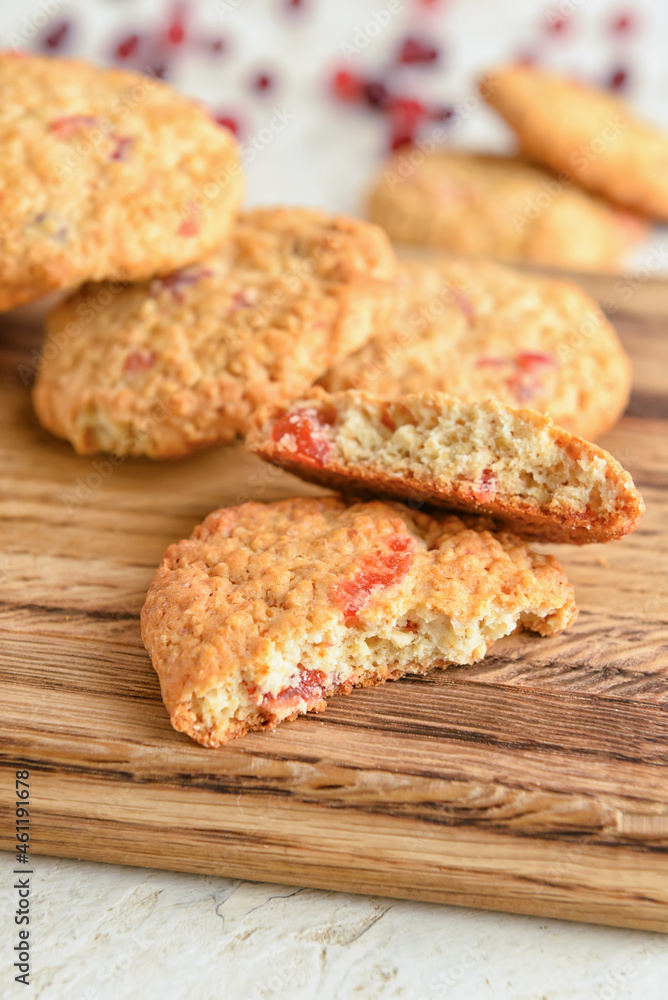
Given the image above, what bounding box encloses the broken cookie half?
[141,497,576,747]
[246,389,644,544]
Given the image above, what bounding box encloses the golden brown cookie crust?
[481,64,668,220]
[141,497,577,747]
[368,149,645,270]
[0,51,242,310]
[321,256,631,441]
[33,207,397,457]
[247,388,644,544]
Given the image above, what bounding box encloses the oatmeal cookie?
[141,496,577,746]
[0,51,242,310]
[321,256,631,441]
[33,207,396,457]
[248,389,644,543]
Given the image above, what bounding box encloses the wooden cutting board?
[1,273,667,932]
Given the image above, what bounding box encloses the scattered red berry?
[545,14,568,34]
[115,34,140,60]
[215,114,240,136]
[253,72,274,93]
[364,80,391,110]
[388,97,425,150]
[42,21,70,51]
[332,69,364,102]
[207,37,226,54]
[398,37,439,65]
[166,4,186,45]
[611,12,634,33]
[608,67,629,90]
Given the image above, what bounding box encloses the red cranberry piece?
[214,114,240,136]
[388,97,425,150]
[166,4,186,45]
[391,97,426,119]
[253,72,274,93]
[116,34,140,60]
[49,115,97,139]
[479,469,496,494]
[611,12,634,33]
[545,14,568,34]
[332,536,415,620]
[110,136,133,161]
[271,408,332,465]
[42,21,70,51]
[124,350,156,373]
[515,351,556,372]
[177,218,199,237]
[261,668,327,713]
[364,80,391,110]
[608,67,629,91]
[332,70,364,102]
[196,37,227,56]
[398,37,439,65]
[227,290,253,313]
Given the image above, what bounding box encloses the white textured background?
[1,1,668,997]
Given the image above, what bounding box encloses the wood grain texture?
[0,280,667,932]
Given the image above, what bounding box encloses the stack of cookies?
[3,52,645,749]
[368,64,668,271]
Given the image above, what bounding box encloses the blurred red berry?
[253,72,274,93]
[388,97,425,150]
[545,14,568,34]
[391,97,426,119]
[332,70,364,102]
[215,115,240,135]
[612,12,634,33]
[608,67,629,90]
[398,37,439,65]
[115,34,140,60]
[166,4,186,45]
[364,80,391,110]
[42,21,70,51]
